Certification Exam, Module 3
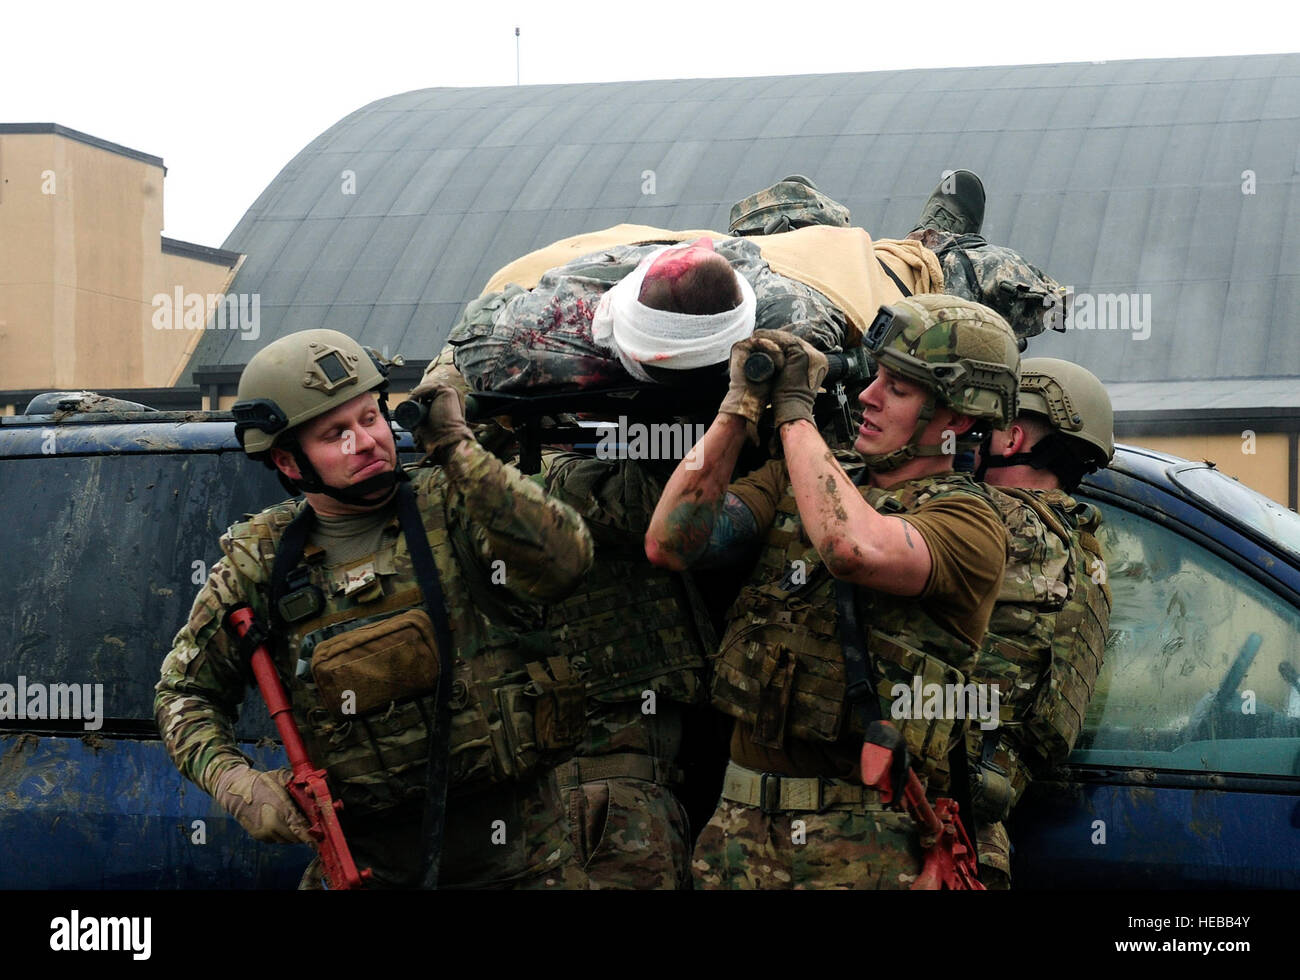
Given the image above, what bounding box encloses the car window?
[1071,499,1300,778]
[1171,464,1300,563]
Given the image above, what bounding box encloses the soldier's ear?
[945,411,977,438]
[269,446,302,481]
[1004,422,1033,456]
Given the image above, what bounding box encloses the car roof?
[1084,442,1300,576]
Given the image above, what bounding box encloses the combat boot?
[912,169,985,236]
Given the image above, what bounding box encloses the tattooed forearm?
[661,492,761,569]
[697,492,761,569]
[662,499,719,566]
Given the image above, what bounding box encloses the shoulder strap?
[837,468,884,730]
[995,486,1072,546]
[269,505,317,631]
[395,479,456,891]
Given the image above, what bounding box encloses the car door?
[1010,455,1300,888]
[0,420,309,888]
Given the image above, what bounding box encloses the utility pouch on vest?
[713,601,850,749]
[525,656,586,751]
[311,608,440,718]
[865,631,966,775]
[752,645,797,748]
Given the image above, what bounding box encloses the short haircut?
[638,253,742,315]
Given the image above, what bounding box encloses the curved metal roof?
[195,53,1300,399]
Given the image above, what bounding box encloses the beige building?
[0,124,241,412]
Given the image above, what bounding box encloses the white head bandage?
[591,245,756,382]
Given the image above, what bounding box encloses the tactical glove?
[717,334,784,443]
[760,329,828,430]
[412,383,475,461]
[212,763,313,845]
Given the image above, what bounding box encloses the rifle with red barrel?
[224,604,372,890]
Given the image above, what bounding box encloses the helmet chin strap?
[975,430,1082,486]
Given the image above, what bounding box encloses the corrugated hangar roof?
[194,54,1300,405]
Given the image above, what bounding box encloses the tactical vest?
[971,487,1111,808]
[219,468,584,818]
[712,470,995,783]
[545,554,709,707]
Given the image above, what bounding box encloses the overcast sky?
[5,0,1293,246]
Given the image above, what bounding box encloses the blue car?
[1012,445,1300,888]
[3,398,1298,888]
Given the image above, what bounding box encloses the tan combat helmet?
[232,329,395,501]
[981,356,1114,490]
[862,294,1021,472]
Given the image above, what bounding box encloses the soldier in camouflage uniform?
[540,453,713,889]
[970,357,1114,888]
[646,295,1021,889]
[155,329,594,889]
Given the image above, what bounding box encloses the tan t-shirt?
[725,459,1007,778]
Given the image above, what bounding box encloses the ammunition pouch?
[443,643,585,792]
[526,656,586,752]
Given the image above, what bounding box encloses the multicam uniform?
[692,458,1007,889]
[155,441,594,889]
[968,486,1111,887]
[541,453,711,890]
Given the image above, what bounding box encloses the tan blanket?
[477,223,943,346]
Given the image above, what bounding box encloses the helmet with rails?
[861,294,1021,472]
[232,329,396,502]
[981,356,1114,490]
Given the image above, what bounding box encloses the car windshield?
[1171,464,1300,562]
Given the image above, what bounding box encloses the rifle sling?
[265,479,456,890]
[832,468,979,868]
[394,478,456,891]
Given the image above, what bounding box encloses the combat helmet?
[728,175,851,236]
[980,356,1114,490]
[861,294,1020,472]
[232,329,397,502]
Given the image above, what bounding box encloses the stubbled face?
[275,392,396,490]
[853,365,928,456]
